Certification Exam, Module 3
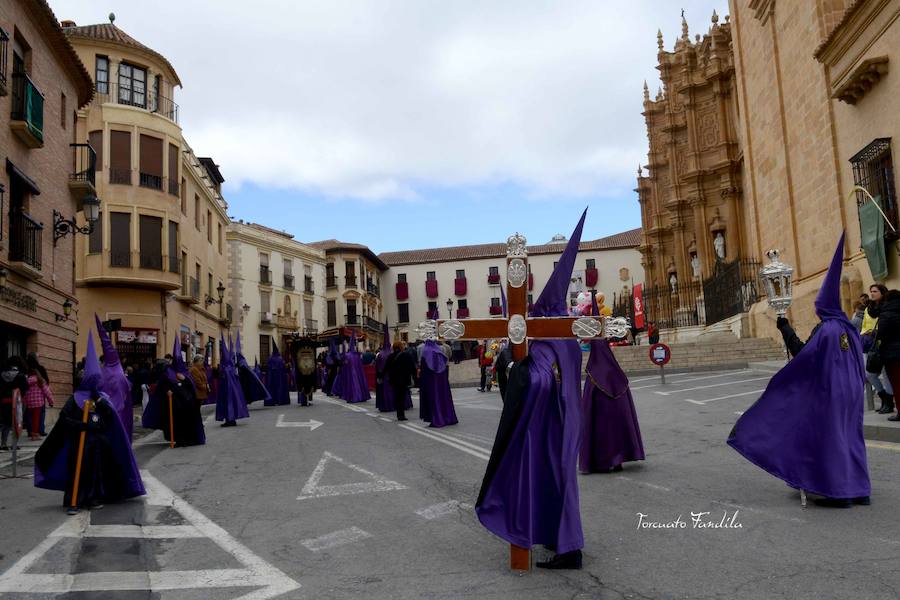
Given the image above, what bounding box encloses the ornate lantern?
[759,249,793,317]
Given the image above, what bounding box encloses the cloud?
[54,0,728,202]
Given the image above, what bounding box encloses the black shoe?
[611,465,624,473]
[66,507,79,515]
[853,496,871,506]
[397,416,408,421]
[888,413,900,422]
[221,420,237,428]
[536,550,583,570]
[476,388,485,392]
[813,497,853,508]
[879,399,896,414]
[877,390,892,411]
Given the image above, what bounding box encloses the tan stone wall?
[0,0,89,398]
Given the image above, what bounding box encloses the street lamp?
[446,298,454,319]
[55,298,73,321]
[205,281,226,307]
[53,194,100,245]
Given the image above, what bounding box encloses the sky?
[54,0,729,252]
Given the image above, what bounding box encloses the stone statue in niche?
[669,272,678,295]
[690,253,701,279]
[714,232,726,260]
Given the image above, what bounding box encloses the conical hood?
[75,332,103,408]
[171,337,189,376]
[382,320,391,352]
[531,208,588,317]
[815,232,847,321]
[228,333,234,355]
[94,314,120,367]
[220,338,231,364]
[236,331,243,357]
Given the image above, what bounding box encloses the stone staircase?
[610,335,786,375]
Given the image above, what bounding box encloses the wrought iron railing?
[260,267,271,284]
[189,277,200,301]
[326,276,337,289]
[366,281,380,296]
[110,251,131,268]
[94,82,179,124]
[140,252,162,270]
[345,275,358,288]
[364,316,382,332]
[70,143,96,188]
[10,72,44,142]
[345,313,360,325]
[110,168,132,185]
[303,319,318,335]
[139,172,163,190]
[304,276,314,294]
[8,211,42,270]
[283,274,295,289]
[0,29,8,91]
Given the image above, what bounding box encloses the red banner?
[633,283,645,329]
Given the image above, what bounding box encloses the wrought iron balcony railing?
[139,172,162,190]
[70,143,96,188]
[10,72,44,143]
[139,252,162,270]
[260,267,272,284]
[304,276,314,294]
[283,274,295,289]
[94,82,179,124]
[8,210,42,270]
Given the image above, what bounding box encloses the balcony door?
[118,62,146,108]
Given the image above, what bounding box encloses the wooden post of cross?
[416,232,606,572]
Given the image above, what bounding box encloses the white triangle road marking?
[297,451,407,500]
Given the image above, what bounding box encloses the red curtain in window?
[457,308,470,318]
[425,279,439,298]
[489,305,502,315]
[585,267,598,287]
[395,281,409,300]
[488,273,500,284]
[454,277,467,296]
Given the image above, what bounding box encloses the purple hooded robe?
[579,311,645,472]
[95,314,133,439]
[216,338,250,423]
[264,345,291,406]
[142,339,205,446]
[727,233,870,499]
[341,332,370,403]
[375,321,412,412]
[34,331,145,506]
[420,340,458,428]
[235,332,270,404]
[475,209,586,554]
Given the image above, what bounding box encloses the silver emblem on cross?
[508,314,527,344]
[507,258,527,288]
[603,316,630,340]
[416,320,438,341]
[571,317,603,339]
[507,233,527,258]
[439,320,465,340]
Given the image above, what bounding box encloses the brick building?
[0,0,94,398]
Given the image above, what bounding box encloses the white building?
[377,228,643,341]
[226,221,327,364]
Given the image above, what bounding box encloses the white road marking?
[0,448,37,470]
[366,413,378,417]
[684,389,767,405]
[415,500,472,520]
[632,370,755,390]
[684,399,706,406]
[398,424,490,461]
[616,475,672,492]
[735,411,745,416]
[0,471,300,599]
[347,405,368,412]
[297,451,407,500]
[275,414,323,430]
[65,524,206,539]
[655,376,771,396]
[379,417,392,422]
[301,527,372,552]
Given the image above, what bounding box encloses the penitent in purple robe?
[728,232,870,500]
[580,338,645,473]
[476,209,586,554]
[216,339,250,423]
[375,321,412,412]
[95,314,133,440]
[341,332,370,403]
[264,345,291,406]
[419,340,457,428]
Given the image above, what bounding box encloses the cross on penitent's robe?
[416,232,616,571]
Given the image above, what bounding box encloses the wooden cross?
[417,232,609,571]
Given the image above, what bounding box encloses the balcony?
[364,315,382,332]
[259,267,272,285]
[0,29,8,97]
[366,281,380,297]
[94,82,179,124]
[345,275,358,288]
[454,277,467,296]
[489,305,502,315]
[345,313,360,326]
[303,319,318,335]
[110,251,131,268]
[395,281,409,300]
[326,276,337,289]
[8,211,43,277]
[139,172,163,191]
[456,308,470,318]
[283,274,295,290]
[276,313,298,330]
[487,273,501,285]
[109,168,132,185]
[260,311,275,326]
[139,252,162,270]
[68,143,97,201]
[10,72,44,148]
[189,277,200,303]
[304,276,314,294]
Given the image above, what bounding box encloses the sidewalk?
[864,410,900,444]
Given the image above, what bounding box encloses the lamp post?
[446,298,454,320]
[55,298,73,322]
[759,249,794,363]
[53,194,100,245]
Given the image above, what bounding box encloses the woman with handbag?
[863,284,894,414]
[875,289,900,421]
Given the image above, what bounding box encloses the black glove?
[776,317,790,331]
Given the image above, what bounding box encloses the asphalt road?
[1,367,899,600]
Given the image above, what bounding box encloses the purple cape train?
[236,332,270,404]
[419,340,458,428]
[216,338,250,422]
[264,345,291,406]
[727,233,870,499]
[579,337,645,473]
[34,331,145,505]
[476,209,586,554]
[340,332,370,403]
[95,314,133,439]
[142,339,205,446]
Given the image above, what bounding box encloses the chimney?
[60,20,77,28]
